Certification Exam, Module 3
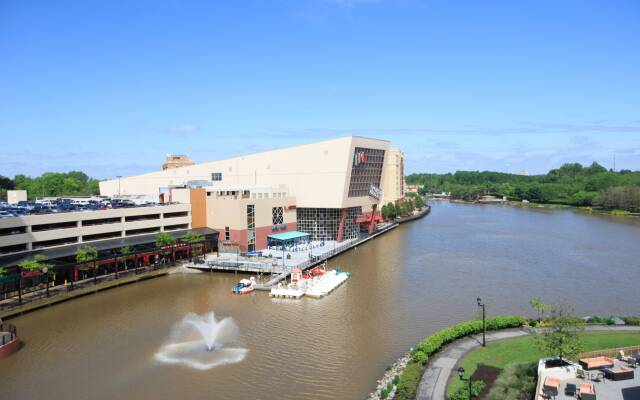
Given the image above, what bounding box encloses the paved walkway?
[416,325,640,400]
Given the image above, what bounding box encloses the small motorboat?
[232,277,256,294]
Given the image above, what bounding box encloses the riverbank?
[0,265,177,320]
[439,198,640,218]
[369,314,640,400]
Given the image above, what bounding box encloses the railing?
[578,344,640,359]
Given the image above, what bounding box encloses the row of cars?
[0,198,152,218]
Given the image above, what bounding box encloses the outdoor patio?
[538,358,640,400]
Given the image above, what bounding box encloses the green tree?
[19,254,52,271]
[414,196,425,209]
[119,246,133,256]
[180,231,204,244]
[76,245,99,284]
[181,231,205,261]
[536,303,585,361]
[155,232,177,264]
[0,266,6,277]
[155,232,177,248]
[529,297,549,323]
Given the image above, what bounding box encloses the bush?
[448,380,486,400]
[396,362,422,400]
[412,350,428,365]
[396,316,525,400]
[415,316,526,357]
[623,316,640,326]
[485,362,537,400]
[393,375,400,385]
[586,316,615,325]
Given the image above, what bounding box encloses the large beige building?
[381,148,404,205]
[100,136,404,252]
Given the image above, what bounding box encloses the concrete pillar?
[368,204,378,234]
[26,225,33,250]
[336,208,347,242]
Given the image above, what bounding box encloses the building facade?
[0,203,191,255]
[381,148,404,205]
[100,136,396,251]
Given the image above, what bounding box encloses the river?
[2,202,640,399]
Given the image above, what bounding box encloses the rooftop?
[537,358,640,400]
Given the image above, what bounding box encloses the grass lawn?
[446,332,640,397]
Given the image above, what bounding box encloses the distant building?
[162,154,195,170]
[7,190,27,204]
[381,148,404,205]
[515,170,529,176]
[406,185,420,194]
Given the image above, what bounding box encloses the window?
[272,207,284,225]
[211,172,222,181]
[246,205,255,252]
[348,147,385,197]
[225,226,230,241]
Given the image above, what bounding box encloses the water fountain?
[155,312,247,370]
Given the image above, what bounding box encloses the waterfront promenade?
[0,264,177,320]
[416,325,640,400]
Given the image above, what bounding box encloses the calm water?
[2,202,640,399]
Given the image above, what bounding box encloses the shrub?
[485,362,537,400]
[412,350,428,365]
[392,316,526,400]
[396,362,422,400]
[623,316,640,326]
[586,315,617,325]
[393,375,400,385]
[448,380,486,400]
[416,316,526,356]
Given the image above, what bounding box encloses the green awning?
[267,231,310,241]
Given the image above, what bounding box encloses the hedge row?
[410,315,527,365]
[394,316,526,400]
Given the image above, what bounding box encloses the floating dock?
[268,269,350,300]
[269,285,305,299]
[305,270,350,298]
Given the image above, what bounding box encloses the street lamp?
[477,297,486,347]
[117,175,122,196]
[457,367,472,400]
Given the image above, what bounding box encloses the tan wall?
[100,136,390,210]
[381,148,404,205]
[205,196,296,231]
[189,189,207,228]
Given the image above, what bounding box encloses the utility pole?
[117,176,122,197]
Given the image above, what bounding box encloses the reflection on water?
[2,202,640,400]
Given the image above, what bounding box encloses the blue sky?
[1,0,639,179]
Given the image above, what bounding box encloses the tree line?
[405,162,640,212]
[0,171,100,201]
[380,194,425,220]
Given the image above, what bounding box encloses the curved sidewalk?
[416,325,640,400]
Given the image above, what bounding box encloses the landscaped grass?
[446,332,640,397]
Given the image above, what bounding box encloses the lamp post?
[477,297,486,347]
[116,175,122,197]
[457,367,472,400]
